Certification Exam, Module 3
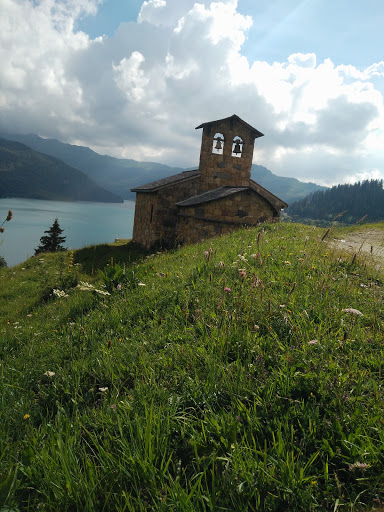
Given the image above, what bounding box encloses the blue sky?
[2,0,384,185]
[78,0,384,68]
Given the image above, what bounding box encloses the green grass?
[1,223,384,511]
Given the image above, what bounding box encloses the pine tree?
[35,218,67,255]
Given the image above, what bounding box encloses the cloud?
[1,0,384,186]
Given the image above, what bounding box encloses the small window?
[232,136,243,158]
[212,132,224,155]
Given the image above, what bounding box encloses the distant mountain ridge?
[251,164,326,204]
[0,132,326,203]
[0,138,123,203]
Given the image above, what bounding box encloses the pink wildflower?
[224,287,231,293]
[308,340,318,345]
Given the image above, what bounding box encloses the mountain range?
[0,132,326,203]
[0,138,122,203]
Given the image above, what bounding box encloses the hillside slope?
[0,138,123,202]
[1,223,383,510]
[287,179,384,224]
[1,132,326,202]
[0,132,181,199]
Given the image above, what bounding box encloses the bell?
[233,142,242,154]
[215,139,222,150]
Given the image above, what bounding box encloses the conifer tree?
[35,218,67,255]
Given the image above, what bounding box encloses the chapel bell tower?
[195,114,264,190]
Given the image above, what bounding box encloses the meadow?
[1,222,384,511]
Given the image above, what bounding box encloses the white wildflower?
[342,308,363,316]
[44,371,55,377]
[99,387,108,392]
[53,289,69,298]
[77,282,95,291]
[95,289,111,296]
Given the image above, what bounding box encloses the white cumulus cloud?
[1,0,384,186]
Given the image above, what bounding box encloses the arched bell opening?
[212,133,225,155]
[232,136,243,158]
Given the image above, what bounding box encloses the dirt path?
[328,228,384,268]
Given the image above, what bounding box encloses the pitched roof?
[195,114,264,140]
[249,180,288,209]
[176,186,249,207]
[131,169,200,192]
[176,183,288,211]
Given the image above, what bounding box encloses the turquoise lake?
[0,198,135,267]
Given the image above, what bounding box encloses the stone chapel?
[131,114,288,248]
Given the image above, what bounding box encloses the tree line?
[287,179,384,224]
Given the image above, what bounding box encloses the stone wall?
[132,175,201,248]
[176,189,277,245]
[132,191,159,248]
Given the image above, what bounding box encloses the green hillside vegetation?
[1,222,384,511]
[0,138,123,203]
[1,133,326,203]
[287,179,384,225]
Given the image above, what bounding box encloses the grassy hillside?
[1,223,384,511]
[0,138,123,203]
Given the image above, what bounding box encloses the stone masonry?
[131,115,288,249]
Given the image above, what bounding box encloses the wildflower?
[99,387,108,392]
[284,261,291,265]
[349,462,370,470]
[204,248,213,260]
[94,289,111,296]
[239,270,246,279]
[138,282,146,286]
[116,283,122,291]
[44,371,55,377]
[308,340,318,345]
[110,404,116,410]
[53,289,69,298]
[77,281,94,291]
[224,287,231,292]
[23,414,30,420]
[342,308,363,316]
[218,261,225,268]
